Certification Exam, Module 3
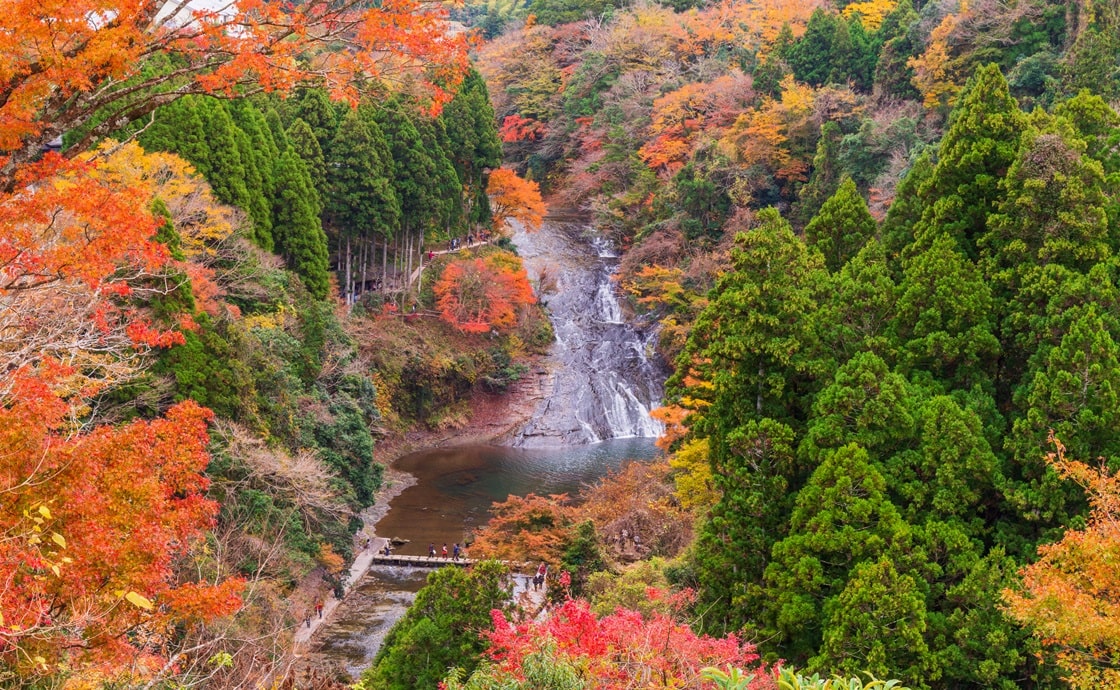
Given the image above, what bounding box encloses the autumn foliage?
[455,599,772,690]
[0,397,244,684]
[1004,435,1120,689]
[469,493,575,564]
[486,167,547,232]
[434,252,537,333]
[0,0,470,188]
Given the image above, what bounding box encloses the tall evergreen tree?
[287,117,328,205]
[804,176,877,272]
[764,443,908,660]
[326,110,400,244]
[372,101,441,237]
[982,113,1111,274]
[230,101,279,250]
[893,234,999,388]
[138,96,209,167]
[672,209,826,634]
[816,240,897,360]
[414,115,464,236]
[795,122,843,226]
[815,558,931,684]
[788,9,840,87]
[881,152,933,267]
[442,70,502,228]
[914,64,1025,258]
[272,146,330,299]
[195,99,254,214]
[288,88,340,151]
[872,0,920,99]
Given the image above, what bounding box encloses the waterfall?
[509,216,665,446]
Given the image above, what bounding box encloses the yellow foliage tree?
[842,0,898,30]
[1004,434,1120,689]
[908,5,969,109]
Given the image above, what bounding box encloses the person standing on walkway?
[453,543,460,561]
[429,543,436,557]
[315,600,323,619]
[442,543,448,558]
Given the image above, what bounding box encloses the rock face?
[509,214,664,446]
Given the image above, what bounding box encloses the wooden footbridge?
[369,553,528,570]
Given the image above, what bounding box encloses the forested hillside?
[3,0,1120,688]
[0,2,550,687]
[456,0,1120,687]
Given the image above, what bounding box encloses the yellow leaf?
[38,505,52,520]
[51,565,60,577]
[125,591,154,610]
[51,532,66,549]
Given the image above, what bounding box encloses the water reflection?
[376,438,660,554]
[308,438,659,677]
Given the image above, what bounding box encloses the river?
[305,214,666,679]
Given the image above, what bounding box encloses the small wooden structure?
[369,553,527,570]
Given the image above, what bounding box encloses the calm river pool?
[308,437,660,678]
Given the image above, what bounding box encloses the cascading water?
[509,214,665,446]
[302,214,666,677]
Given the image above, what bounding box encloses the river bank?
[289,353,551,654]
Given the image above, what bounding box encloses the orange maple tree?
[1004,434,1120,689]
[0,0,471,187]
[0,0,471,680]
[469,493,575,564]
[487,167,547,233]
[434,252,537,334]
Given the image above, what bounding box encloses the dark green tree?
[265,107,291,152]
[195,99,254,215]
[287,117,328,205]
[893,234,999,388]
[800,352,916,466]
[914,64,1025,258]
[693,418,801,636]
[881,152,933,267]
[815,558,931,685]
[138,95,209,167]
[272,146,330,299]
[327,109,401,243]
[803,176,877,272]
[230,101,280,250]
[788,9,840,87]
[795,122,843,226]
[560,520,608,597]
[442,70,502,227]
[982,113,1111,274]
[872,0,920,99]
[816,240,897,360]
[1061,27,1120,99]
[288,88,341,151]
[673,163,731,240]
[1006,304,1120,528]
[365,560,514,690]
[414,114,465,235]
[373,101,442,237]
[764,443,908,661]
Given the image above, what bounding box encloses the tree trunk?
[381,237,388,290]
[344,234,352,306]
[360,235,367,300]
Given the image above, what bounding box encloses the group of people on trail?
[447,231,491,252]
[428,542,465,561]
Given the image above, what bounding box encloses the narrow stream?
[307,215,666,679]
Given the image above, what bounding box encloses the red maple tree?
[434,253,536,334]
